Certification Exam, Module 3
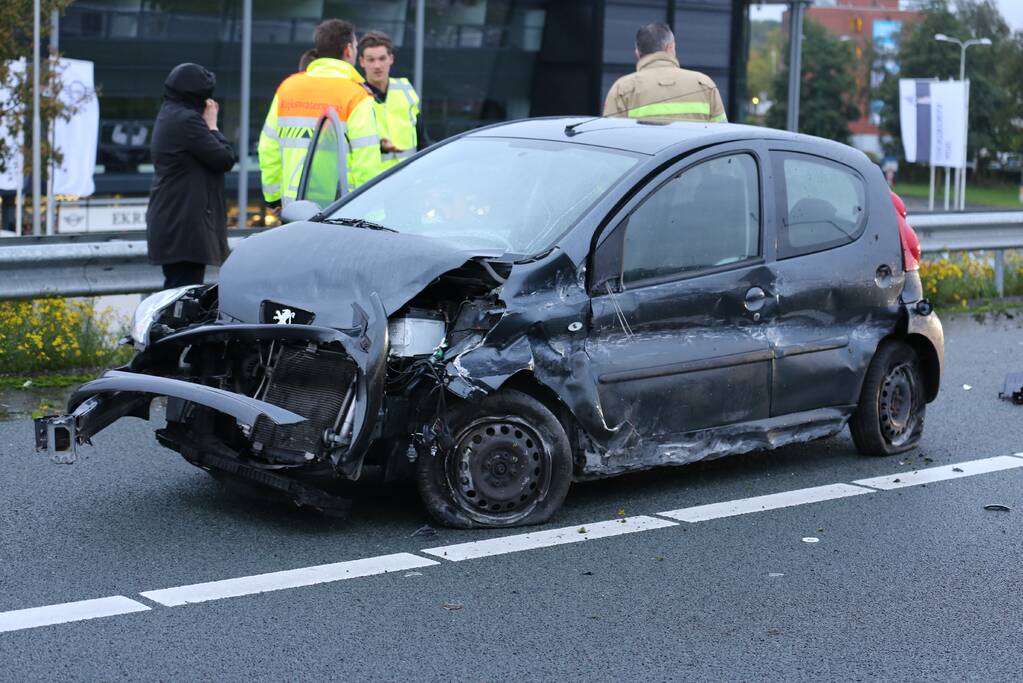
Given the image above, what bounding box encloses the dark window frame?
[603,149,766,292]
[772,150,869,260]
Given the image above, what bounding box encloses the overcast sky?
[749,1,1023,31]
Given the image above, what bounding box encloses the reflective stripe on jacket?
[603,51,727,124]
[257,57,381,204]
[374,77,420,172]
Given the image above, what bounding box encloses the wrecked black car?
[36,117,944,528]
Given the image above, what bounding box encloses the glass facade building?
[60,0,749,198]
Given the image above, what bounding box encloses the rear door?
[586,144,776,444]
[767,145,903,416]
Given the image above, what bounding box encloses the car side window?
[621,153,760,287]
[777,153,866,259]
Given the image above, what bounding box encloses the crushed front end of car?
[34,223,511,515]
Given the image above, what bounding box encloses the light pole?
[934,33,991,210]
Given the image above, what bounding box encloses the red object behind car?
[890,191,921,271]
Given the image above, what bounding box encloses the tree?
[876,0,1011,175]
[767,20,861,143]
[0,0,85,180]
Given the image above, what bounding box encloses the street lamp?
[934,33,992,210]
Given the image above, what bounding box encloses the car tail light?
[890,191,921,272]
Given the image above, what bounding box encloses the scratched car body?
[36,117,944,528]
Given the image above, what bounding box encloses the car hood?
[218,222,496,328]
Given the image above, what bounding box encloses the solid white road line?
[852,455,1023,490]
[421,515,677,562]
[657,483,874,523]
[139,553,439,607]
[0,596,150,634]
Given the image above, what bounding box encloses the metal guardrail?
[0,213,1021,301]
[0,230,265,300]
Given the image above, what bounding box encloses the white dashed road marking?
[421,515,677,562]
[4,453,1023,634]
[139,553,439,607]
[656,483,874,522]
[852,455,1023,490]
[0,596,150,634]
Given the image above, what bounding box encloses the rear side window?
[776,153,866,259]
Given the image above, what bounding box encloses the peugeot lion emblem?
[273,308,296,325]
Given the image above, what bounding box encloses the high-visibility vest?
[373,77,420,172]
[257,58,381,205]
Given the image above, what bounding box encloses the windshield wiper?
[319,217,398,233]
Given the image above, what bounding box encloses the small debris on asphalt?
[411,525,437,538]
[578,526,587,534]
[953,467,964,473]
[962,384,972,391]
[654,556,665,561]
[768,572,785,578]
[616,508,626,517]
[766,628,783,636]
[984,504,1011,512]
[404,571,423,578]
[441,601,463,611]
[998,372,1023,404]
[581,570,593,576]
[801,537,820,544]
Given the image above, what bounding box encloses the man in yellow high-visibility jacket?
[604,22,727,124]
[358,31,420,174]
[258,19,380,211]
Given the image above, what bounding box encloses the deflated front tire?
[416,389,573,528]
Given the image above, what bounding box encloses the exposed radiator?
[251,346,355,458]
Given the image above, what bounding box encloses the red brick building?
[786,0,923,154]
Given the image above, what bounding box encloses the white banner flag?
[52,58,99,197]
[928,80,966,169]
[0,59,26,191]
[898,79,919,163]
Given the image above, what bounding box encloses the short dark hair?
[313,19,356,59]
[359,30,393,55]
[635,22,674,57]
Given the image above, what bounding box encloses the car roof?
[466,116,846,157]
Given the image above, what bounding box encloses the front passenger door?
[587,150,775,447]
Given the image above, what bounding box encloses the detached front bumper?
[34,371,306,463]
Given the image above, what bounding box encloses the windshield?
[327,137,641,256]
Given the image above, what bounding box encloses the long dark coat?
[147,63,237,266]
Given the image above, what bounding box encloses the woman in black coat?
[147,63,237,288]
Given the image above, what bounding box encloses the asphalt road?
[1,313,1021,681]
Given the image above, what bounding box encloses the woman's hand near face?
[203,99,219,131]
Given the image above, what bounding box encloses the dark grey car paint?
[37,118,944,489]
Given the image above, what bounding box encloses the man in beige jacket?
[604,22,727,123]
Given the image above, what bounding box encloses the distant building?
[790,0,922,156]
[58,0,750,206]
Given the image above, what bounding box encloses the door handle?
[744,287,768,312]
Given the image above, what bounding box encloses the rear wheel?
[416,390,572,529]
[850,340,925,456]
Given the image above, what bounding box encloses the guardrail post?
[994,249,1005,298]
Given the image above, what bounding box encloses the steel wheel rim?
[879,361,918,447]
[446,416,552,518]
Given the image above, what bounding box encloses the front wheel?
[416,390,572,529]
[850,340,926,456]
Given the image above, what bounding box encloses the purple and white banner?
[899,78,967,168]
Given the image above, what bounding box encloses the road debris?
[768,572,785,578]
[441,601,464,611]
[952,467,964,473]
[962,384,972,391]
[410,525,437,538]
[403,571,423,578]
[983,504,1011,512]
[581,570,593,576]
[998,373,1023,404]
[578,526,587,534]
[801,537,820,543]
